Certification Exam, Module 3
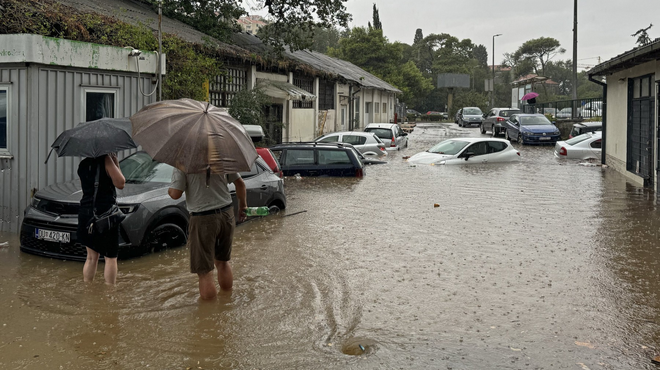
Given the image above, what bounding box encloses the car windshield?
[120,152,174,183]
[463,108,482,115]
[365,128,393,140]
[520,116,551,125]
[565,134,593,146]
[427,140,470,155]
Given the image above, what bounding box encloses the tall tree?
[472,44,488,68]
[372,3,382,30]
[516,37,565,76]
[413,28,424,45]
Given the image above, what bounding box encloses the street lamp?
[492,34,502,108]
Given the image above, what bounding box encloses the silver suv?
[20,152,286,261]
[315,131,388,157]
[481,108,520,137]
[364,123,408,150]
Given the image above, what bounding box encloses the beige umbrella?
[130,98,258,174]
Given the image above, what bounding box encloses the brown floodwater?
[2,122,660,369]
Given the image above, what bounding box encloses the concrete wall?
[288,109,316,142]
[605,61,659,187]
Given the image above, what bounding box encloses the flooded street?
[3,122,660,369]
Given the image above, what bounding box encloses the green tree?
[472,44,488,68]
[515,37,565,76]
[413,28,424,45]
[308,25,341,53]
[372,3,382,30]
[139,0,350,53]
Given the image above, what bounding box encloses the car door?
[394,125,407,148]
[451,141,489,164]
[317,134,341,144]
[485,140,511,162]
[505,115,519,138]
[486,109,496,130]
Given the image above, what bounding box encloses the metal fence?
[521,97,603,120]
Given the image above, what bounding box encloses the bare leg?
[215,260,233,291]
[198,271,217,300]
[83,247,100,282]
[103,257,118,285]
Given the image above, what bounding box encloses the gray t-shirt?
[170,169,241,213]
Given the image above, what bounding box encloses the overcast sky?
[347,0,657,70]
[242,0,658,71]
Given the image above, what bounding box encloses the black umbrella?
[45,117,138,163]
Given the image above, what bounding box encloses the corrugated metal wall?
[0,65,156,233]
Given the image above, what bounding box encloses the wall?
[605,61,658,187]
[0,65,157,233]
[288,109,316,141]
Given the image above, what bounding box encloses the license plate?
[540,137,552,140]
[35,229,71,243]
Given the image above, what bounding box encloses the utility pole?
[572,0,578,102]
[492,34,502,108]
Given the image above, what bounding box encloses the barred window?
[293,76,314,109]
[318,80,335,110]
[210,68,247,108]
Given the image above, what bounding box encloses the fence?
[521,97,603,120]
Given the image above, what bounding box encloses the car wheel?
[518,133,524,144]
[141,223,187,254]
[480,124,486,134]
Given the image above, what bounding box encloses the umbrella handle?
[44,148,54,164]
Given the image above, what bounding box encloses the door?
[365,103,372,126]
[627,75,655,187]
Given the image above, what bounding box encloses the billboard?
[437,73,470,88]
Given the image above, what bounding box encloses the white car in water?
[554,131,602,160]
[407,137,521,165]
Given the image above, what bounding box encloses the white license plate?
[35,229,71,243]
[540,137,552,140]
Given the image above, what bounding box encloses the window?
[0,88,7,151]
[382,103,387,113]
[285,149,314,165]
[318,149,351,165]
[293,77,314,109]
[239,162,261,179]
[487,141,507,153]
[210,67,247,108]
[463,142,488,156]
[318,135,340,143]
[342,135,367,146]
[375,102,380,113]
[355,97,360,113]
[319,80,335,110]
[591,139,602,149]
[85,91,115,122]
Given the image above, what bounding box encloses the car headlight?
[118,204,139,214]
[554,130,561,135]
[31,197,41,208]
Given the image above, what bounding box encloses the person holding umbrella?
[131,99,258,300]
[47,117,136,284]
[78,153,125,284]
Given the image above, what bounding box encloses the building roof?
[232,32,402,93]
[589,38,660,76]
[512,74,559,86]
[56,0,251,58]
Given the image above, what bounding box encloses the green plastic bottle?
[245,206,270,216]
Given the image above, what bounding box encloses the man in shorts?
[168,170,247,300]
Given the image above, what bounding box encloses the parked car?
[364,123,408,150]
[315,131,388,157]
[407,137,520,165]
[481,108,521,137]
[19,152,286,261]
[407,109,421,116]
[556,107,580,119]
[581,101,602,118]
[269,142,367,177]
[256,147,283,178]
[503,114,561,145]
[569,121,602,139]
[457,107,484,127]
[554,131,602,160]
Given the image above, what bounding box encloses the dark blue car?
[503,114,561,145]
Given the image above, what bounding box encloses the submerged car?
[503,114,561,145]
[20,152,286,261]
[364,123,408,150]
[407,137,520,165]
[569,121,602,139]
[554,131,602,160]
[269,142,368,177]
[315,131,388,157]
